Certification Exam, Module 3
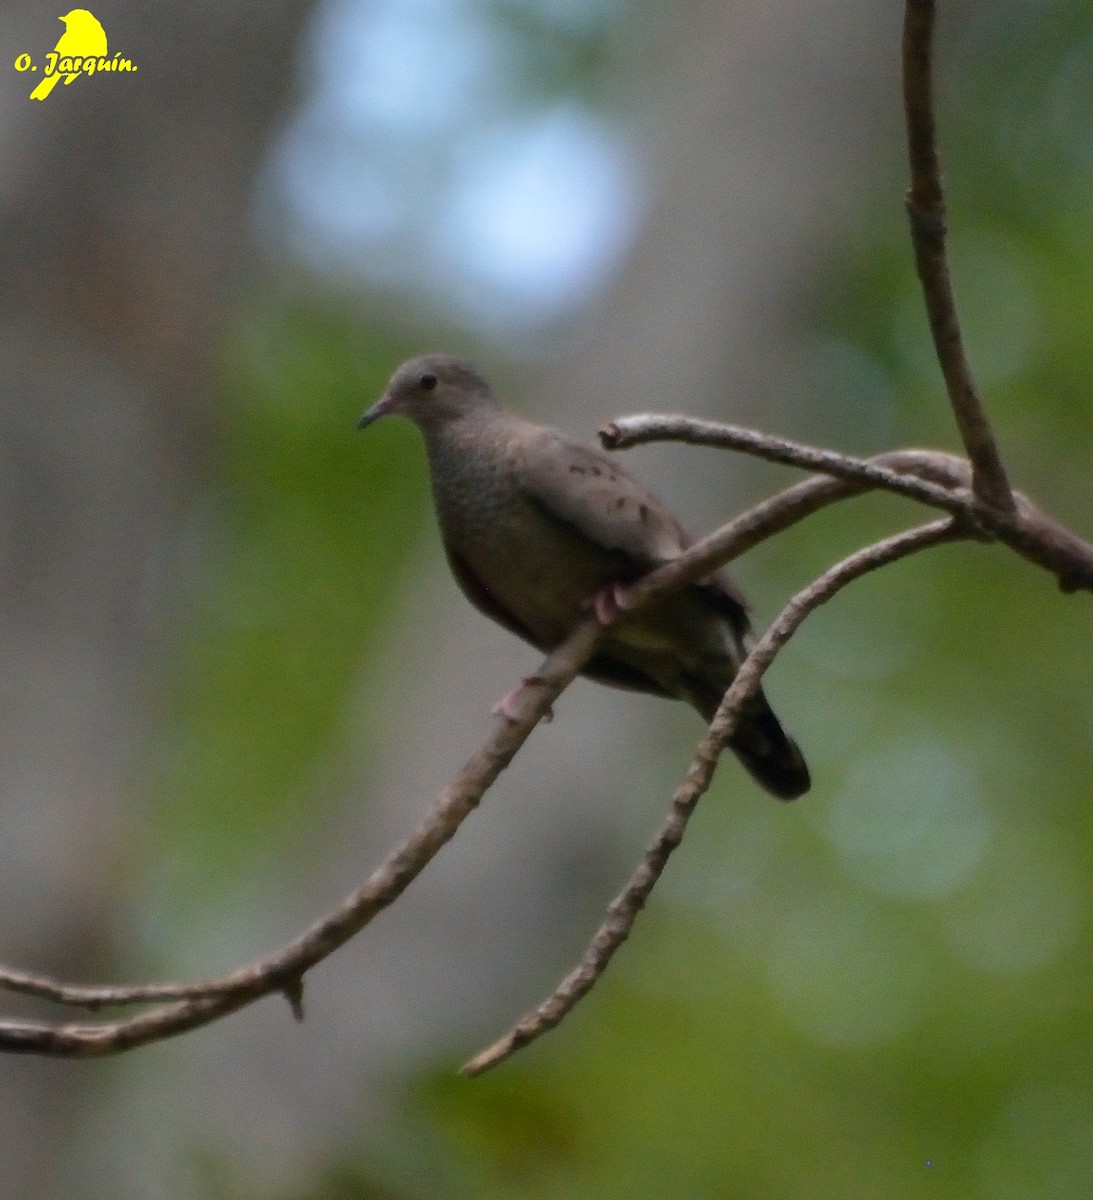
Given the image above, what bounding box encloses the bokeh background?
[1,0,1092,1196]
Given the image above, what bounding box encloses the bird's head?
[358,354,499,434]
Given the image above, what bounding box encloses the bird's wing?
[517,427,689,567]
[517,426,752,635]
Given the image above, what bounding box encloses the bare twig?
[600,418,972,513]
[3,444,1087,1057]
[0,627,591,1051]
[602,419,1093,593]
[902,0,1015,513]
[3,415,1089,1054]
[1,0,1088,1067]
[0,459,924,1053]
[463,518,964,1075]
[0,968,215,1010]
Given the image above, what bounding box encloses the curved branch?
[0,627,596,1052]
[602,418,1093,593]
[902,0,1015,512]
[3,415,1086,1055]
[0,459,915,1053]
[463,517,965,1076]
[601,417,973,512]
[0,0,1083,1070]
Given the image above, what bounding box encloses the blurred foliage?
[138,303,431,893]
[131,1,1092,1197]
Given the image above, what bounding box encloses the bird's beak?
[357,393,396,429]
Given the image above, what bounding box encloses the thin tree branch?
[602,418,1093,593]
[902,0,1015,513]
[0,968,212,1010]
[0,462,914,1051]
[463,517,965,1076]
[0,0,1084,1070]
[600,417,973,514]
[2,413,1088,1053]
[0,628,593,1050]
[0,461,878,1025]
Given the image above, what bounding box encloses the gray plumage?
[359,354,809,800]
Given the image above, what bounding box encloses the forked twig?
[2,428,1087,1054]
[0,0,1087,1065]
[602,420,1093,593]
[0,453,956,1053]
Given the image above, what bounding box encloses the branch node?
[952,497,996,543]
[904,193,946,236]
[598,420,622,450]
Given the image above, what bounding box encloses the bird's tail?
[693,684,810,801]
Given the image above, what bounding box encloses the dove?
[358,355,810,800]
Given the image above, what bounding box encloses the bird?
[358,354,810,800]
[29,9,107,102]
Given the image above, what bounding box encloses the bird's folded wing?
[516,428,689,566]
[518,427,753,636]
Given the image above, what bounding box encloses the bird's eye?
[419,372,438,392]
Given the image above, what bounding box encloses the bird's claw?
[581,582,631,625]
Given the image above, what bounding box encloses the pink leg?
[492,675,554,723]
[581,582,632,625]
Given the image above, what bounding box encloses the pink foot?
[492,675,554,723]
[581,582,632,625]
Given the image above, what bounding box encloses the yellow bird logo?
[29,9,108,102]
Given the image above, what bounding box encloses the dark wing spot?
[639,503,650,524]
[591,466,603,476]
[569,464,587,474]
[615,497,625,509]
